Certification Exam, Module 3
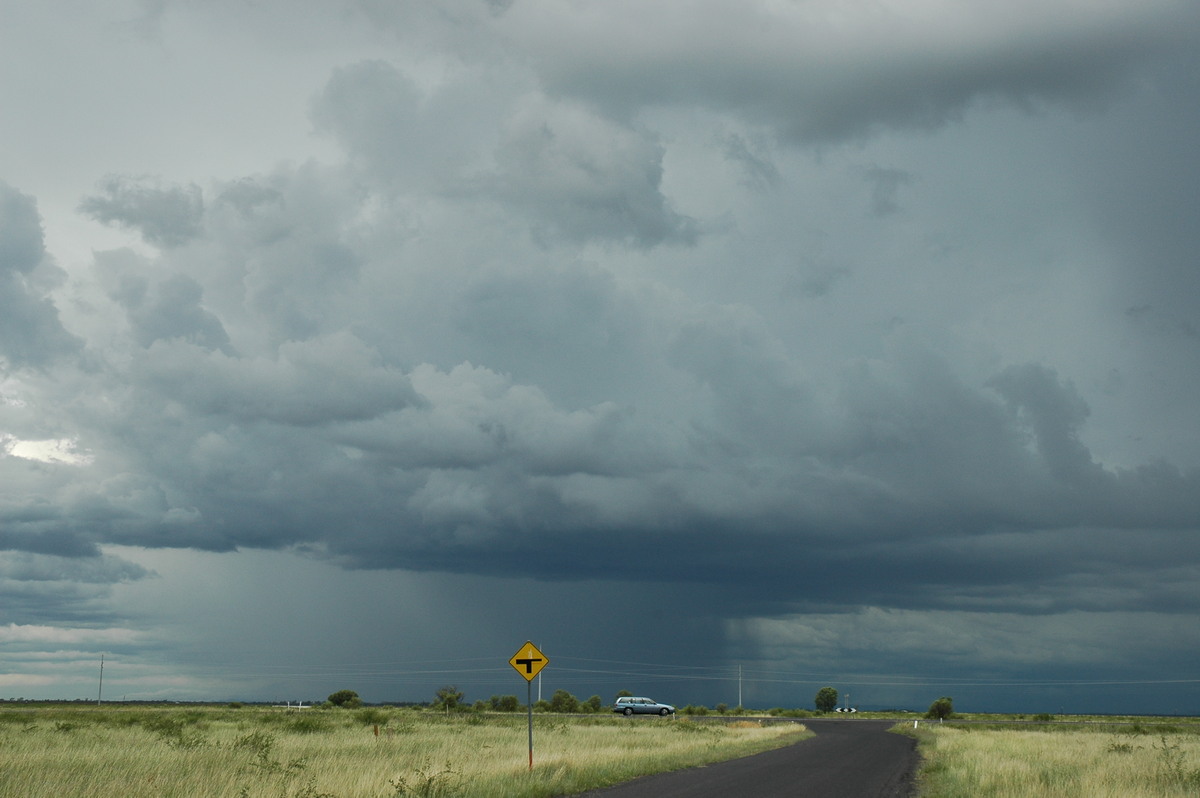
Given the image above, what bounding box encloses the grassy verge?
[901,721,1200,797]
[0,705,810,798]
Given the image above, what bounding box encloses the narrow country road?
[575,719,919,798]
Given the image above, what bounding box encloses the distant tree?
[327,689,362,708]
[926,697,954,720]
[550,689,579,713]
[814,687,838,713]
[490,694,520,712]
[715,703,728,715]
[614,690,633,701]
[433,685,465,712]
[584,695,603,712]
[533,699,551,712]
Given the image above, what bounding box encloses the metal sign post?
[508,641,549,770]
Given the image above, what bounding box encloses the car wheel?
[623,707,633,716]
[659,707,670,716]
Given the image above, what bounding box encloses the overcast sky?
[2,0,1199,714]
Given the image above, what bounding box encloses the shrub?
[814,687,838,713]
[926,697,954,720]
[489,695,520,712]
[233,730,276,760]
[287,715,330,734]
[549,690,579,713]
[357,707,389,726]
[389,760,460,797]
[327,690,362,708]
[432,686,464,712]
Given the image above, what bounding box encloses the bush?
[550,690,579,713]
[814,687,838,713]
[489,695,520,712]
[926,697,954,720]
[327,690,362,709]
[286,715,330,734]
[357,707,389,726]
[432,686,465,712]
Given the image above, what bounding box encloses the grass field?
[0,704,811,798]
[908,720,1200,797]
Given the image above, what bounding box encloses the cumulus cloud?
[1,0,1198,709]
[79,176,205,248]
[485,94,698,246]
[0,182,83,367]
[312,60,697,247]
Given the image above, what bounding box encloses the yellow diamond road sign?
[509,641,548,681]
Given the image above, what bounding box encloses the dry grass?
[0,705,810,798]
[910,723,1200,798]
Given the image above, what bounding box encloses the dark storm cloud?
[12,149,1192,608]
[0,551,150,625]
[3,0,1199,708]
[79,176,205,248]
[512,0,1191,143]
[133,334,420,426]
[0,183,43,271]
[117,274,234,353]
[0,182,82,367]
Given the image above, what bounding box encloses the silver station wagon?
[613,696,676,716]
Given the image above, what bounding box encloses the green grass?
[903,721,1200,797]
[0,705,811,798]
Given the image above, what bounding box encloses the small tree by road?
[814,686,839,713]
[926,696,954,720]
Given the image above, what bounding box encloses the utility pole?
[97,654,104,705]
[738,665,742,708]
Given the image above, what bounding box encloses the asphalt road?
[575,719,918,798]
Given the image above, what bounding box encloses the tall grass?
[0,705,809,798]
[909,723,1200,798]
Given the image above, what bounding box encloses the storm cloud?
[1,0,1198,712]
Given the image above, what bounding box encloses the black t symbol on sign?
[515,657,543,673]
